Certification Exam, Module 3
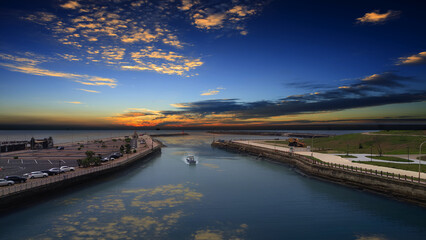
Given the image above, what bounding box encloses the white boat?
[186,155,197,165]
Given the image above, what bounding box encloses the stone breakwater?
[212,140,426,207]
[0,137,162,212]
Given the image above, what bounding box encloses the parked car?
[24,171,48,179]
[60,166,75,172]
[5,176,27,183]
[57,146,65,150]
[101,157,110,162]
[46,168,63,175]
[0,179,15,186]
[110,152,122,158]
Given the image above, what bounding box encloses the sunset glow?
[0,0,425,129]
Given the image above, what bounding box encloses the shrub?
[14,156,18,159]
[78,148,81,150]
[80,144,84,148]
[133,149,137,153]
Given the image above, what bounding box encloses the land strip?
[212,140,426,207]
[0,135,162,211]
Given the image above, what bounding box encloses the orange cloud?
[60,1,81,10]
[194,13,226,29]
[356,10,400,24]
[396,51,426,65]
[77,89,100,93]
[0,53,117,88]
[66,101,83,104]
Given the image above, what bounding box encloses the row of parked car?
[100,152,123,162]
[0,166,75,187]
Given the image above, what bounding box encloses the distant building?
[0,141,26,152]
[130,131,138,148]
[30,137,54,150]
[0,136,54,152]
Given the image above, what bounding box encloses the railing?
[0,145,161,198]
[217,141,426,185]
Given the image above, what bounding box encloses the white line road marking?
[48,160,52,164]
[21,159,23,164]
[7,159,10,164]
[61,160,66,163]
[34,159,38,164]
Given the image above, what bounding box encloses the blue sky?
[0,0,425,128]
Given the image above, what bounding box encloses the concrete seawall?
[212,141,426,207]
[0,143,162,212]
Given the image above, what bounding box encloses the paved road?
[234,140,426,179]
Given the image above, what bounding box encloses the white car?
[60,166,75,172]
[0,179,14,186]
[24,171,48,179]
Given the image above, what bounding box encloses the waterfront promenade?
[0,135,161,199]
[234,140,426,180]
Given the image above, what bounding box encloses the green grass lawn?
[336,155,357,158]
[367,155,413,162]
[311,133,425,154]
[354,161,426,174]
[265,132,425,155]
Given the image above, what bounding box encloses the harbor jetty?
[0,134,162,212]
[212,140,426,207]
[207,131,330,138]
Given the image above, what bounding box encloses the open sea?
[0,130,425,240]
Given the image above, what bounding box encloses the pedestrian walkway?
[234,140,426,179]
[335,154,426,164]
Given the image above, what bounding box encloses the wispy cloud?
[201,87,224,96]
[20,1,265,77]
[77,88,100,93]
[396,51,426,65]
[201,90,219,96]
[0,53,117,88]
[123,46,203,75]
[58,53,81,61]
[356,10,400,24]
[60,1,81,10]
[189,3,261,35]
[66,101,83,104]
[178,0,196,11]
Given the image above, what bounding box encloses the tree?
[125,144,131,154]
[85,150,95,159]
[79,150,100,167]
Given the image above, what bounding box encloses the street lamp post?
[419,141,426,182]
[407,146,409,162]
[311,135,316,157]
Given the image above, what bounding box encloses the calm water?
[0,131,425,240]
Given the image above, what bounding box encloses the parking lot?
[0,137,136,177]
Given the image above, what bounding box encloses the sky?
[0,0,425,129]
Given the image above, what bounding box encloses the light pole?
[311,135,315,157]
[407,146,409,162]
[419,141,426,182]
